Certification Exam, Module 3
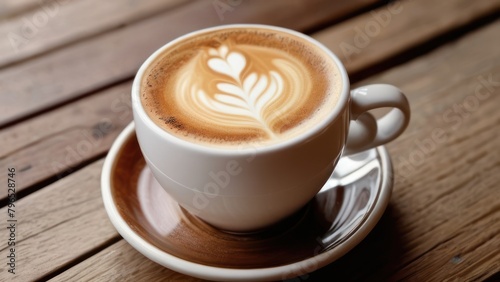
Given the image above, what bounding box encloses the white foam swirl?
[174,43,310,139]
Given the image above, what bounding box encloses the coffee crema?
[141,27,342,147]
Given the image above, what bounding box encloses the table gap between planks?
[0,0,499,281]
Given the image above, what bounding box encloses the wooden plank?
[391,210,500,281]
[0,0,50,19]
[313,0,500,74]
[0,0,380,197]
[0,82,132,200]
[47,21,500,281]
[0,0,190,67]
[0,0,378,126]
[247,20,500,281]
[0,0,496,201]
[2,0,498,129]
[0,2,497,282]
[314,20,500,280]
[49,241,203,282]
[307,190,500,281]
[0,159,119,282]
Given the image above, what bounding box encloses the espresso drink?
[141,27,341,147]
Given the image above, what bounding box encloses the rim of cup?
[131,24,350,156]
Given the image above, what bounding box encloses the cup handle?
[344,84,410,155]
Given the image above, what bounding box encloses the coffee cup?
[131,24,410,232]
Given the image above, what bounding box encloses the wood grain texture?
[0,0,190,68]
[0,0,495,200]
[0,0,51,18]
[0,0,378,126]
[0,159,119,282]
[0,0,378,199]
[0,82,132,200]
[49,240,203,282]
[313,0,500,74]
[0,2,498,281]
[308,20,500,281]
[50,19,500,282]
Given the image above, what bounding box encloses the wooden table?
[1,0,499,281]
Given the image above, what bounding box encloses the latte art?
[141,28,341,147]
[175,43,311,139]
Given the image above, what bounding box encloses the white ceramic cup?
[132,24,410,232]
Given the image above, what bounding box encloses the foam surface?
[141,27,342,147]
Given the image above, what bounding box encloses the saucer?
[101,122,393,281]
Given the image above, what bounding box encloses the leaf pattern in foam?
[197,45,284,136]
[173,43,310,139]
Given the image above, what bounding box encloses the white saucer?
[101,122,393,281]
